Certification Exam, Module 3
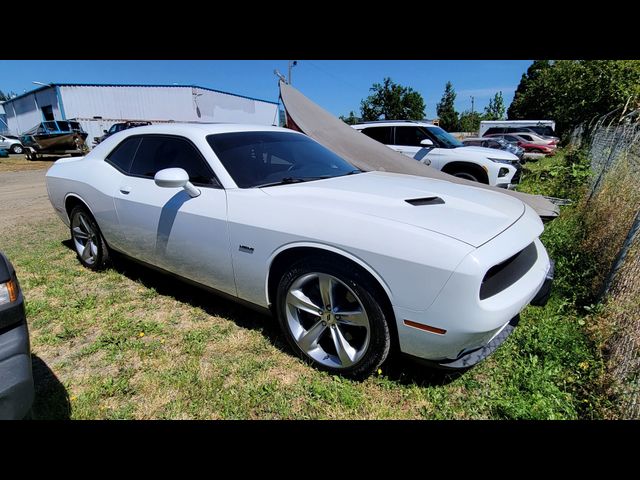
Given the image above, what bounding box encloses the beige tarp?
[279,81,559,219]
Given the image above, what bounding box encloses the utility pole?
[470,96,475,114]
[288,60,298,85]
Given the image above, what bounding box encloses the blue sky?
[0,60,532,119]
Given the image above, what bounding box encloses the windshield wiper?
[256,176,333,188]
[256,171,361,188]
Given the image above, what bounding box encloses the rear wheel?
[69,206,110,270]
[10,144,23,154]
[276,256,391,379]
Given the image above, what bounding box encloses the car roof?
[107,122,292,137]
[352,120,435,129]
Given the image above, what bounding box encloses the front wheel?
[10,144,23,154]
[453,171,480,182]
[69,206,110,270]
[276,256,391,379]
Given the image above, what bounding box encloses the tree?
[508,60,552,120]
[360,77,425,121]
[507,60,640,135]
[339,111,359,125]
[436,81,460,132]
[459,110,482,132]
[484,91,506,120]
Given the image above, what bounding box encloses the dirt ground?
[0,160,55,232]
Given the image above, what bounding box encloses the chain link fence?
[569,107,640,418]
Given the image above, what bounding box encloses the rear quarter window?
[105,137,142,173]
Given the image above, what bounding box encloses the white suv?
[352,120,521,188]
[0,135,24,155]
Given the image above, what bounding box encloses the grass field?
[0,149,609,419]
[0,154,55,173]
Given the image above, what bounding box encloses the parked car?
[0,251,34,420]
[482,126,559,143]
[489,134,557,156]
[488,132,557,146]
[0,134,24,154]
[93,121,152,146]
[352,121,522,188]
[45,123,554,378]
[462,137,524,161]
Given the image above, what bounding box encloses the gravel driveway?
[0,169,55,231]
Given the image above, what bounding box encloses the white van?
[352,120,522,189]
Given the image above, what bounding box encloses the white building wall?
[58,85,279,148]
[193,87,278,125]
[60,85,278,125]
[59,85,195,121]
[5,87,61,135]
[3,84,279,146]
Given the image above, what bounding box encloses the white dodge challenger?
[45,123,554,378]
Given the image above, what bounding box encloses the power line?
[304,61,362,92]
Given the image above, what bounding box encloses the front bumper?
[394,206,550,366]
[495,162,522,189]
[420,315,520,369]
[0,285,34,420]
[530,259,554,307]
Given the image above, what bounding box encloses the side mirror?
[420,139,434,147]
[154,168,200,198]
[103,130,108,134]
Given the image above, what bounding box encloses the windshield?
[528,126,555,137]
[426,126,464,148]
[207,131,358,188]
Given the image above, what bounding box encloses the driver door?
[112,134,236,296]
[393,126,438,167]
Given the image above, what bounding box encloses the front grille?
[480,242,537,300]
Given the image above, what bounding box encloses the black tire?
[10,144,23,154]
[275,256,391,379]
[453,171,480,182]
[69,205,110,270]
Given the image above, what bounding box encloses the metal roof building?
[0,103,8,134]
[1,83,280,148]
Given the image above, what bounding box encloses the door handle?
[119,186,131,194]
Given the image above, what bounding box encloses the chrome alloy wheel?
[285,272,370,369]
[71,212,99,266]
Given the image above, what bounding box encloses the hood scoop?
[405,196,445,206]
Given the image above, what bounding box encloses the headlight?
[488,157,516,165]
[0,278,18,305]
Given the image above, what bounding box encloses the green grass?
[1,206,609,419]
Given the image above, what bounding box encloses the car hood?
[261,171,525,247]
[456,146,519,160]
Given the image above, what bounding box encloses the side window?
[129,136,216,186]
[485,128,498,135]
[105,136,142,173]
[361,127,392,144]
[519,134,532,141]
[394,126,429,147]
[504,135,518,142]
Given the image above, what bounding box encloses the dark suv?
[0,251,34,419]
[93,121,152,146]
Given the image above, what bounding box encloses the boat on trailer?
[21,120,88,160]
